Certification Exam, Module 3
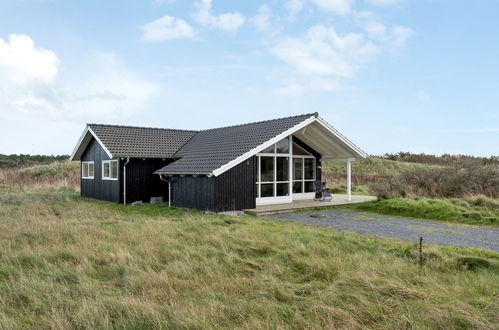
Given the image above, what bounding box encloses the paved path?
[271,209,499,252]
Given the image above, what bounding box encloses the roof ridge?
[198,112,318,132]
[88,123,198,133]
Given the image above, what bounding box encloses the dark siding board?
[123,158,173,204]
[293,136,322,182]
[214,156,256,211]
[170,176,215,211]
[81,138,121,203]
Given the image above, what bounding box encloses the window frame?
[81,161,94,180]
[256,137,292,201]
[102,160,119,181]
[292,142,316,194]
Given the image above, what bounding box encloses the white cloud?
[272,24,379,93]
[365,21,413,49]
[365,0,403,6]
[416,90,430,102]
[311,0,355,15]
[0,34,58,85]
[285,0,304,19]
[251,4,271,31]
[193,0,245,33]
[0,34,159,124]
[141,15,195,42]
[390,25,413,48]
[271,21,413,94]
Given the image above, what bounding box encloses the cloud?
[311,0,355,15]
[0,34,58,85]
[285,0,304,19]
[416,90,430,102]
[192,0,245,33]
[271,24,379,94]
[365,0,403,6]
[141,15,195,42]
[0,34,159,124]
[365,21,413,49]
[251,4,271,31]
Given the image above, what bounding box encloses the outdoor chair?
[314,180,332,202]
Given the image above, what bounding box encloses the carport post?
[347,160,352,201]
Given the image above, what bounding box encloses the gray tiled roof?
[155,113,317,175]
[88,124,198,158]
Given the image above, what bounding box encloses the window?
[275,137,290,154]
[292,142,316,194]
[256,138,291,199]
[102,160,118,180]
[82,161,94,179]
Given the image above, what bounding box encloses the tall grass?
[0,160,79,193]
[0,190,497,329]
[341,196,499,226]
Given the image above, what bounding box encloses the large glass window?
[305,158,315,180]
[292,142,316,194]
[275,137,290,154]
[256,138,290,199]
[260,184,274,197]
[260,157,274,182]
[293,158,302,180]
[276,157,289,181]
[256,137,316,199]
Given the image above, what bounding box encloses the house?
[70,113,366,211]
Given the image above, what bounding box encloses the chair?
[314,181,332,202]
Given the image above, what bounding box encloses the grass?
[0,189,498,329]
[323,156,439,178]
[338,196,499,226]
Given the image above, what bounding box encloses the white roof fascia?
[315,116,367,159]
[70,125,114,161]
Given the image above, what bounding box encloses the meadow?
[0,159,498,329]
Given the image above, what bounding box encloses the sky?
[0,0,498,157]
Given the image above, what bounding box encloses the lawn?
[0,190,497,329]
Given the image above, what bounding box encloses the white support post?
[347,160,352,201]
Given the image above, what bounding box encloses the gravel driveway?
[271,209,499,253]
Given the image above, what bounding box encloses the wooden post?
[419,237,423,270]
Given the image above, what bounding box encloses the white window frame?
[256,137,292,205]
[81,161,94,179]
[102,160,119,181]
[292,155,316,200]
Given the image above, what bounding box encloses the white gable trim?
[211,115,367,177]
[315,116,368,159]
[69,126,114,161]
[212,115,317,177]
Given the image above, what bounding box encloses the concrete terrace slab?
[244,194,377,216]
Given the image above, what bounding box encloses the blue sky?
[0,0,497,156]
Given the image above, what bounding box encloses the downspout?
[123,157,130,205]
[159,174,171,207]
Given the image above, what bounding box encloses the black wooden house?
[70,113,366,211]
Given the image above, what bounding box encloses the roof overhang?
[296,116,367,161]
[69,126,114,161]
[210,115,366,177]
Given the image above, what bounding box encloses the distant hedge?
[380,152,498,166]
[0,154,69,168]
